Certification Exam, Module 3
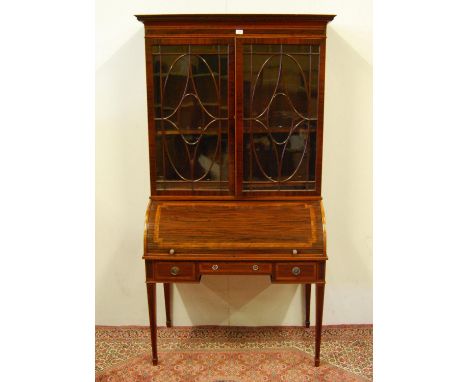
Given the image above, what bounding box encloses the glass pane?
[243,44,319,54]
[153,45,228,55]
[152,44,229,191]
[243,121,316,191]
[243,43,319,191]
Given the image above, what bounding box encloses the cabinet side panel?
[314,39,327,195]
[145,39,157,194]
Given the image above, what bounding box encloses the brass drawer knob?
[292,249,298,255]
[292,266,301,276]
[212,264,219,271]
[170,266,180,276]
[252,264,259,271]
[169,248,175,255]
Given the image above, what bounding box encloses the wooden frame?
[236,36,326,197]
[138,14,334,200]
[136,13,335,368]
[144,36,236,196]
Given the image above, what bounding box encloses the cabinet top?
[135,14,336,25]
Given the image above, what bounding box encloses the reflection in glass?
[153,45,229,191]
[243,44,319,191]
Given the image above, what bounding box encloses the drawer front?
[153,262,197,282]
[199,262,272,275]
[273,262,317,283]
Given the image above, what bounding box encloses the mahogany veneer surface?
[137,14,334,367]
[145,201,324,255]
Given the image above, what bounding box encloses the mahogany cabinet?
[136,14,335,367]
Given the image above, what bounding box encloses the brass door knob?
[170,266,180,276]
[169,248,175,255]
[252,264,259,271]
[212,264,219,271]
[292,266,301,276]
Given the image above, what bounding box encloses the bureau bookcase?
[136,14,335,367]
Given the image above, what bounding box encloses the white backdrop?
[96,0,372,325]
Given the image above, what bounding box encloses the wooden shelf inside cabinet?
[136,13,335,368]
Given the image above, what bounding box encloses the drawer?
[199,262,272,275]
[273,262,318,283]
[153,262,197,282]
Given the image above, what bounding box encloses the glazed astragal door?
[240,39,323,194]
[148,38,235,195]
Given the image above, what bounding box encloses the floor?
[96,325,372,381]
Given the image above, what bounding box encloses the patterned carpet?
[96,325,372,381]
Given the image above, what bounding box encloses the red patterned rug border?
[96,324,373,329]
[97,346,370,382]
[96,325,373,381]
[96,346,312,376]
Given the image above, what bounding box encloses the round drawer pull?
[292,266,301,276]
[169,248,175,255]
[170,266,180,276]
[252,264,259,271]
[212,264,219,271]
[292,249,298,255]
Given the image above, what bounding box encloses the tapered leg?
[146,282,158,365]
[163,283,172,327]
[305,284,311,328]
[314,283,325,367]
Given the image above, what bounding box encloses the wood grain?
[136,14,334,368]
[145,281,158,365]
[145,201,324,253]
[152,262,198,282]
[273,262,318,283]
[163,283,172,327]
[137,14,333,199]
[305,283,311,327]
[199,262,272,275]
